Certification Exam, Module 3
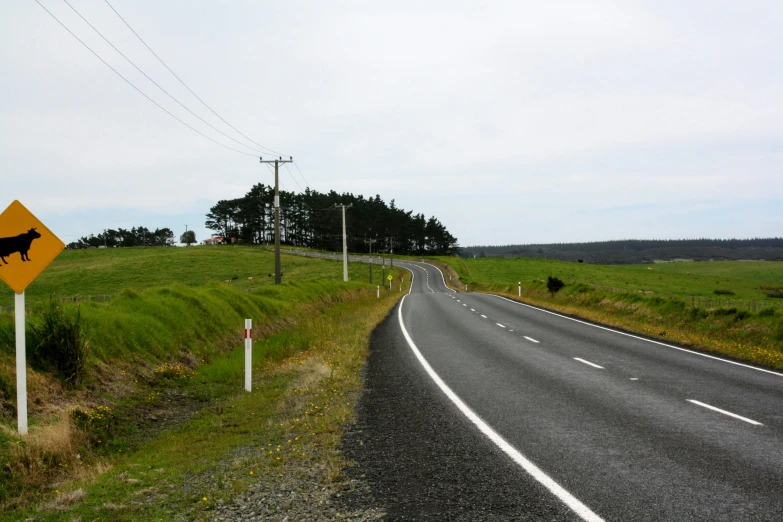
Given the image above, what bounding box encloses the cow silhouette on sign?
[0,228,42,266]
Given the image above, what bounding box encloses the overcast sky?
[2,1,781,247]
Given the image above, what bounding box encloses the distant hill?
[462,238,783,264]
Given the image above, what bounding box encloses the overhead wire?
[34,0,257,157]
[62,0,264,154]
[103,0,284,157]
[283,163,303,192]
[292,161,311,188]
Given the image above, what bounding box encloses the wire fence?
[0,294,115,315]
[586,283,780,312]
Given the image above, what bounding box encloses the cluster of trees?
[67,227,176,249]
[205,184,459,255]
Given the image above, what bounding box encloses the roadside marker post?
[377,285,380,299]
[519,281,521,297]
[0,200,65,435]
[244,319,252,392]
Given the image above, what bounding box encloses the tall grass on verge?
[1,272,408,521]
[27,301,88,387]
[0,277,386,510]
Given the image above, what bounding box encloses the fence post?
[244,319,252,392]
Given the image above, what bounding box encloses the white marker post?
[244,319,252,392]
[16,292,27,435]
[377,285,380,299]
[518,281,521,297]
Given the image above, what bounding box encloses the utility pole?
[364,237,377,284]
[334,203,353,282]
[260,156,293,285]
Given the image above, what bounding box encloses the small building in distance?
[202,236,224,245]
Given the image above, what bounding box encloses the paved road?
[292,252,783,520]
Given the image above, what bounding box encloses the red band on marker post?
[244,328,252,339]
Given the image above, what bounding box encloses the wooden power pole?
[260,156,293,285]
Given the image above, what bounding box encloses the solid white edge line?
[489,294,783,378]
[574,357,604,369]
[397,295,605,522]
[524,336,540,343]
[418,261,458,293]
[686,399,764,426]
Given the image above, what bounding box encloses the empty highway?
[341,259,783,521]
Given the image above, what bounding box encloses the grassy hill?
[0,245,405,515]
[0,245,371,309]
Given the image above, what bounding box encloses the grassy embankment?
[434,257,783,369]
[0,246,405,518]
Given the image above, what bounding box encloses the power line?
[34,0,257,157]
[103,0,284,157]
[283,163,303,192]
[62,0,262,154]
[293,161,311,188]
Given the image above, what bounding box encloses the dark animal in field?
[0,228,42,265]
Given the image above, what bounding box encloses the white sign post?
[15,292,27,435]
[518,281,521,297]
[0,200,65,435]
[244,319,252,392]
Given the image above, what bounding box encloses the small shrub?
[713,289,735,295]
[734,310,751,321]
[765,291,783,299]
[547,276,565,295]
[758,307,777,317]
[712,307,737,316]
[153,362,194,381]
[27,301,89,387]
[70,405,116,447]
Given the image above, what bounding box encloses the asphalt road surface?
[294,252,783,520]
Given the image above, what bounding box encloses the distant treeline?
[67,227,175,249]
[205,184,459,255]
[463,238,783,264]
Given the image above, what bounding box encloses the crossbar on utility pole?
[260,156,293,285]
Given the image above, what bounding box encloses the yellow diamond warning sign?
[0,200,64,294]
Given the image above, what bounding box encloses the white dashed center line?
[470,308,476,312]
[523,336,540,343]
[574,358,604,369]
[687,400,763,426]
[496,323,506,328]
[630,378,639,381]
[463,304,467,307]
[481,315,487,319]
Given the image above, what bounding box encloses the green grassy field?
[446,257,783,303]
[0,245,373,308]
[434,256,783,369]
[0,245,405,513]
